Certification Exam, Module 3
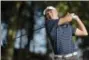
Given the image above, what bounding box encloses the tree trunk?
[3,2,22,60]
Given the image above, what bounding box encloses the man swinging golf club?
[44,6,88,60]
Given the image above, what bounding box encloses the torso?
[46,19,77,55]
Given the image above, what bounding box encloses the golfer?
[44,6,88,60]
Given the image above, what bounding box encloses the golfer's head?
[43,6,58,20]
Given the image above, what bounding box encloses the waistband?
[54,51,78,58]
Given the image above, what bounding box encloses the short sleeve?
[45,19,59,33]
[52,19,59,26]
[47,19,59,24]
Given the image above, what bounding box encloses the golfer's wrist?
[76,18,81,22]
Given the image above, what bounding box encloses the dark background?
[1,1,89,60]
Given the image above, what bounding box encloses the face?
[45,9,58,20]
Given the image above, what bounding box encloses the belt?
[54,51,78,58]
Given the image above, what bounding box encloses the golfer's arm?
[58,17,69,25]
[75,18,88,36]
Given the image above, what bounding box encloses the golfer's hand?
[73,15,80,21]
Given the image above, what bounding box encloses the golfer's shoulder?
[46,19,59,26]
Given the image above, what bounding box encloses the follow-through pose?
[44,6,88,60]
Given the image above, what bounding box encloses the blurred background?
[1,1,89,60]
